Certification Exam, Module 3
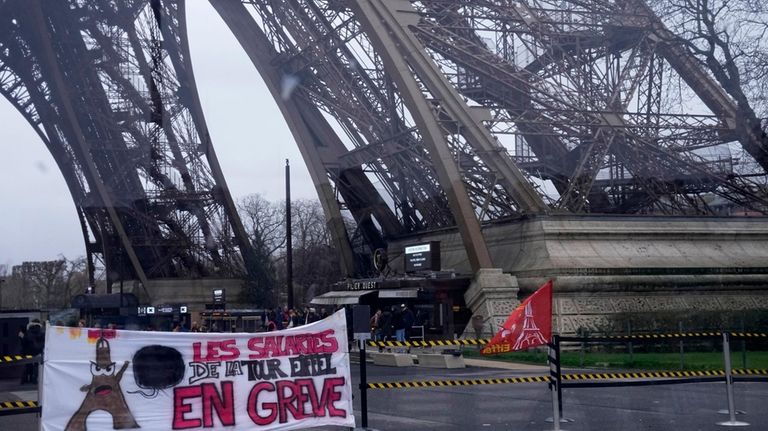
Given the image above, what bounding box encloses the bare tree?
[650,0,768,167]
[23,260,66,309]
[1,257,88,310]
[238,195,345,307]
[57,257,89,308]
[0,264,8,310]
[288,199,342,306]
[237,194,283,307]
[238,194,286,257]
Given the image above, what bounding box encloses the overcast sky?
[0,2,317,268]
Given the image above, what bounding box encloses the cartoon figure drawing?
[65,337,139,430]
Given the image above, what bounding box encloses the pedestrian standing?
[392,306,406,342]
[370,309,383,341]
[23,319,44,384]
[265,311,277,332]
[379,309,393,341]
[402,304,414,340]
[287,309,298,328]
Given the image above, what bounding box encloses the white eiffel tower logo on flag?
[512,302,547,350]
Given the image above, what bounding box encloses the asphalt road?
[2,362,766,430]
[358,365,767,430]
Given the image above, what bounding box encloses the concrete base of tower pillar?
[115,278,245,312]
[462,268,520,339]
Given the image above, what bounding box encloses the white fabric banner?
[42,309,354,431]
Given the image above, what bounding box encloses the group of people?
[369,304,417,342]
[263,306,328,332]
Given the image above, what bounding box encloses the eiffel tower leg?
[463,269,520,338]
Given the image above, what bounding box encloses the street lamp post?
[286,159,293,309]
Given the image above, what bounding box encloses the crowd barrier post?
[555,335,574,423]
[740,320,747,369]
[359,339,369,429]
[547,342,565,431]
[717,332,748,427]
[555,334,563,416]
[678,321,685,371]
[38,354,43,418]
[627,321,634,365]
[546,335,572,424]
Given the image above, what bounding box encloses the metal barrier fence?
[364,369,768,390]
[0,355,41,417]
[365,331,768,348]
[0,355,35,365]
[358,331,768,429]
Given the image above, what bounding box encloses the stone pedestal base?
[463,268,520,338]
[118,278,245,312]
[555,291,768,335]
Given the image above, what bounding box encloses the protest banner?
[41,309,354,431]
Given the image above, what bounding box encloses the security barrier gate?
[359,331,768,429]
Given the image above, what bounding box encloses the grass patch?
[462,348,768,370]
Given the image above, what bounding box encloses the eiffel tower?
[512,302,548,350]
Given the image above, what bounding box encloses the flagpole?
[546,279,565,430]
[479,279,559,428]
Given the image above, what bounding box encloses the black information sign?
[346,280,379,291]
[212,288,226,304]
[404,241,440,272]
[138,304,188,316]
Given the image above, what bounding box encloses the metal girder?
[370,0,549,214]
[631,0,768,172]
[231,0,457,232]
[411,0,768,215]
[6,0,766,285]
[209,0,768,272]
[211,0,369,276]
[352,0,496,271]
[0,0,260,288]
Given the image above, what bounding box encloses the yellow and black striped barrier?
[367,375,549,389]
[367,339,489,348]
[0,355,35,365]
[366,331,768,348]
[728,332,768,338]
[593,332,768,341]
[732,368,768,375]
[0,400,39,410]
[0,400,40,416]
[602,332,721,340]
[366,369,768,390]
[562,370,724,381]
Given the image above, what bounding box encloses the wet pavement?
[2,360,766,430]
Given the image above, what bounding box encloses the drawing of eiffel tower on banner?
[512,302,547,350]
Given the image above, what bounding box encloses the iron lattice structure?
[212,0,768,275]
[0,0,256,287]
[2,0,768,283]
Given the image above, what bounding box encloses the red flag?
[481,280,553,355]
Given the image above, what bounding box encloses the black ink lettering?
[224,361,243,377]
[188,361,221,385]
[289,354,337,378]
[240,359,287,381]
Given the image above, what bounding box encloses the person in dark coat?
[379,310,393,341]
[22,319,45,384]
[402,304,415,339]
[391,306,406,342]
